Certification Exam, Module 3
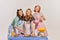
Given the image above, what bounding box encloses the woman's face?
[35,6,40,12]
[19,11,23,16]
[26,10,31,16]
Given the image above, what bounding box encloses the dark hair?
[17,9,24,20]
[24,8,33,22]
[34,5,41,13]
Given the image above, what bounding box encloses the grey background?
[0,0,60,40]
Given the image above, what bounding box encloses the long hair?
[24,8,33,21]
[17,9,24,20]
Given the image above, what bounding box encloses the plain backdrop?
[0,0,60,40]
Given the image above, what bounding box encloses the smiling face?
[35,6,40,12]
[24,8,32,21]
[26,10,31,16]
[26,9,32,16]
[19,10,23,17]
[34,5,41,13]
[17,9,23,17]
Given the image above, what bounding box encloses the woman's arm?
[12,17,19,27]
[41,15,46,21]
[40,13,46,21]
[12,17,19,33]
[24,21,27,33]
[30,21,35,34]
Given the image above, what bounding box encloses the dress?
[33,12,47,36]
[24,21,31,35]
[24,16,34,35]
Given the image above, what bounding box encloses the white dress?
[25,21,31,35]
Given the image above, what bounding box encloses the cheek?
[28,12,30,15]
[27,12,28,14]
[27,13,29,15]
[37,8,39,11]
[28,11,31,15]
[36,7,40,11]
[35,8,38,11]
[19,13,22,16]
[19,13,21,15]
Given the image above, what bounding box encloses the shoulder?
[15,16,19,19]
[13,16,19,22]
[14,16,19,20]
[39,12,44,16]
[33,12,36,16]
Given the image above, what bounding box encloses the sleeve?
[32,16,35,20]
[40,12,46,20]
[12,17,19,27]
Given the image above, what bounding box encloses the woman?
[12,9,24,36]
[24,8,34,37]
[32,5,48,37]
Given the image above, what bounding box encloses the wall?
[0,0,60,40]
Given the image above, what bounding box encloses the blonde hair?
[25,8,32,18]
[24,8,33,21]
